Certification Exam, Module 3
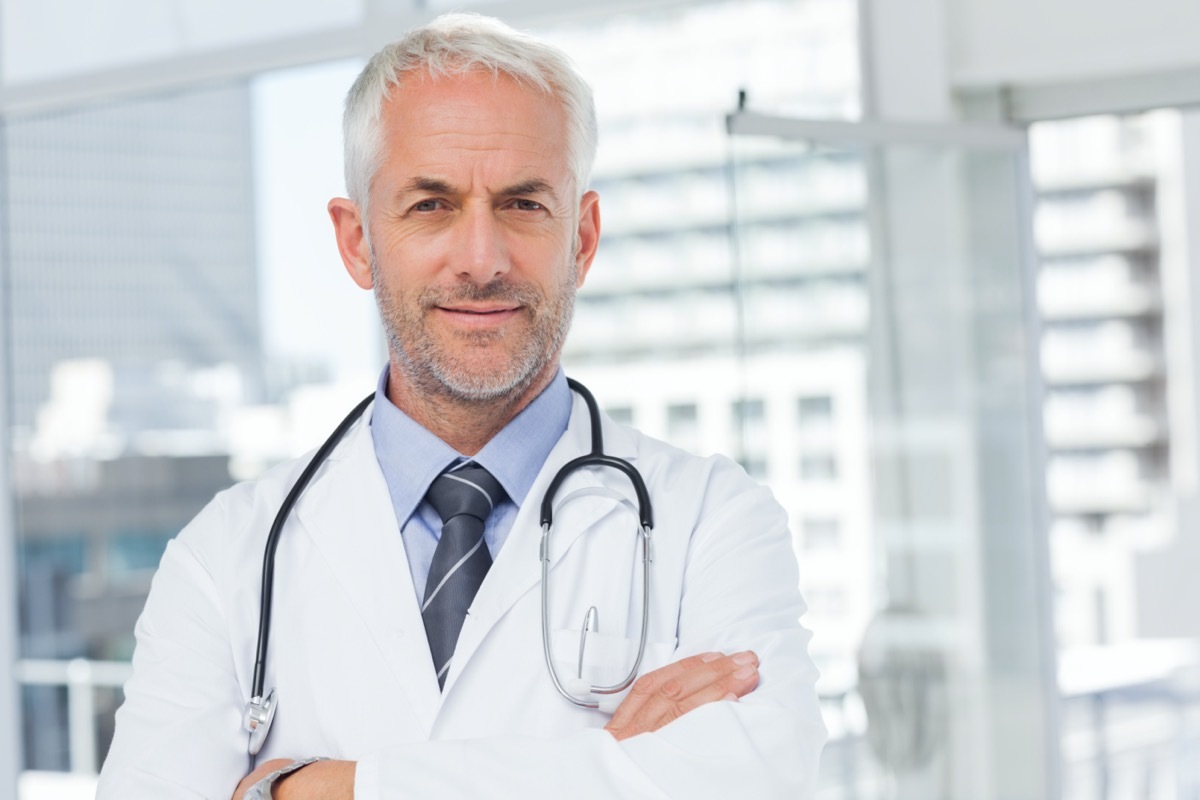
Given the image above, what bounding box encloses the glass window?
[6,82,260,774]
[605,406,634,425]
[738,457,770,479]
[666,402,700,451]
[1031,108,1200,797]
[798,395,835,425]
[802,517,841,549]
[0,1,891,794]
[106,532,172,577]
[799,453,838,481]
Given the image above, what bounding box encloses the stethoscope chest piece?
[244,689,277,756]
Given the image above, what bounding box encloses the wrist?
[244,757,327,800]
[275,759,356,800]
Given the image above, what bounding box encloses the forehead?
[376,70,570,186]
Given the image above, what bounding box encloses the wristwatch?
[243,757,328,799]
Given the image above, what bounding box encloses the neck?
[385,365,558,456]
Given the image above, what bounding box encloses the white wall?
[948,0,1200,88]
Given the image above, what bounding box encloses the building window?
[800,453,838,481]
[803,517,841,549]
[798,395,834,427]
[732,398,766,428]
[738,457,769,479]
[108,531,172,577]
[733,398,768,457]
[666,402,699,441]
[605,406,634,425]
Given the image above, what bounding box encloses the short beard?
[373,258,578,405]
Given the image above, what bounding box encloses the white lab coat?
[98,392,826,799]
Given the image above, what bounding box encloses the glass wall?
[3,65,377,796]
[0,1,1117,798]
[1030,110,1200,800]
[0,3,865,796]
[8,83,261,776]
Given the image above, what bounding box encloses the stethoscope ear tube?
[544,379,653,530]
[539,380,655,708]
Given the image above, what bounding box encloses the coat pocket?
[549,628,677,713]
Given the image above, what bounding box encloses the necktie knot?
[426,465,505,524]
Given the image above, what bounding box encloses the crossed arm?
[101,454,825,799]
[234,650,761,799]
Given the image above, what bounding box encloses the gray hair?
[342,13,597,221]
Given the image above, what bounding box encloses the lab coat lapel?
[295,409,441,733]
[444,392,639,690]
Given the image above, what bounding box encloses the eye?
[411,199,444,213]
[512,199,545,212]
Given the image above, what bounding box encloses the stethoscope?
[243,378,654,758]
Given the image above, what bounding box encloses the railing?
[15,658,131,775]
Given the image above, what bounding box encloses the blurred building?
[556,0,871,687]
[5,82,262,436]
[1032,111,1196,648]
[16,451,232,771]
[5,83,262,771]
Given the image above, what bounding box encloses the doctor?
[99,13,825,800]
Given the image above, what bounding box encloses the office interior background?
[2,0,1200,797]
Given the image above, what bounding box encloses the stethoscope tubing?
[539,379,655,707]
[251,392,374,702]
[247,378,655,745]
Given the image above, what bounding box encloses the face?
[329,70,600,405]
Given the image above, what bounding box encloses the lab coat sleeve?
[355,458,827,799]
[97,494,250,800]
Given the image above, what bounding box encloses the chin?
[434,356,549,403]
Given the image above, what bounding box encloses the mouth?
[434,304,523,328]
[439,304,520,315]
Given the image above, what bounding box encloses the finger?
[624,652,758,733]
[657,650,758,705]
[609,666,758,743]
[606,663,758,742]
[606,651,759,738]
[605,652,725,732]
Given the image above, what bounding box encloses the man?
[98,13,825,799]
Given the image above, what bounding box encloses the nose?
[456,203,511,283]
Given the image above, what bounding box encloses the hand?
[604,650,759,741]
[232,758,355,800]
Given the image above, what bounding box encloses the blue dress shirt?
[370,367,572,602]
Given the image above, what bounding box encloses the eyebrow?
[400,177,560,205]
[403,177,455,195]
[502,179,557,202]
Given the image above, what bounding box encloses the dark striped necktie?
[421,464,504,690]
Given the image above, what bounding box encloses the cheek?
[511,229,575,274]
[370,227,446,280]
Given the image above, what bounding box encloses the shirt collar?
[370,366,572,524]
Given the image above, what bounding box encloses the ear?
[328,197,373,290]
[573,190,601,288]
